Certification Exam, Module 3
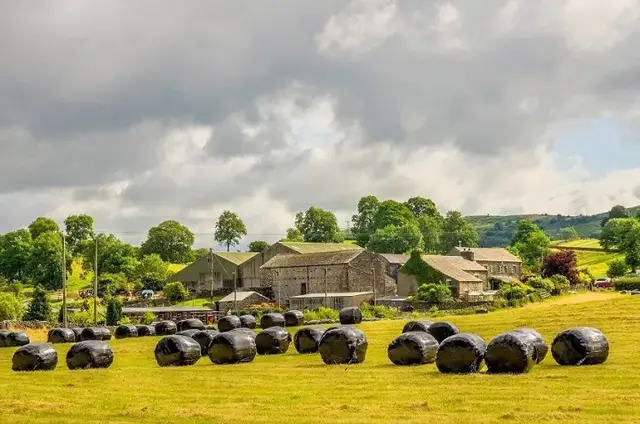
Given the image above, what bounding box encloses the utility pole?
[233,271,237,312]
[209,248,214,299]
[61,232,67,328]
[372,265,377,306]
[324,267,328,308]
[94,235,98,326]
[275,271,281,308]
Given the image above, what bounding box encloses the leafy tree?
[97,273,131,298]
[64,214,94,254]
[295,207,343,243]
[417,215,443,253]
[560,227,580,241]
[414,283,451,303]
[372,200,415,230]
[366,224,423,254]
[0,292,23,320]
[141,220,195,263]
[439,211,479,253]
[599,218,634,250]
[189,248,209,262]
[28,217,60,240]
[510,220,550,271]
[511,220,540,246]
[607,258,628,278]
[542,250,579,286]
[280,228,304,242]
[622,222,640,272]
[248,240,270,252]
[23,285,51,321]
[548,274,570,295]
[0,229,33,281]
[501,282,534,301]
[214,211,247,251]
[105,298,123,326]
[163,281,188,304]
[29,231,65,290]
[351,195,380,247]
[526,276,554,292]
[601,205,630,227]
[404,197,441,220]
[133,254,169,284]
[79,234,140,278]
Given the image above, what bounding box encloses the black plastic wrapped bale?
[435,333,487,374]
[155,321,177,336]
[192,330,220,356]
[66,341,114,370]
[284,310,304,327]
[102,328,112,340]
[485,332,537,374]
[294,327,326,354]
[72,328,84,340]
[154,335,202,367]
[136,325,156,337]
[218,315,242,332]
[176,329,201,338]
[551,327,609,366]
[48,328,76,344]
[512,328,548,363]
[319,326,368,365]
[388,332,439,366]
[115,324,138,339]
[177,318,205,332]
[402,320,434,334]
[229,327,257,339]
[209,331,257,364]
[79,327,110,341]
[6,332,30,347]
[239,315,256,329]
[339,307,362,325]
[12,344,58,371]
[0,330,10,347]
[256,326,292,355]
[427,321,460,343]
[260,313,285,329]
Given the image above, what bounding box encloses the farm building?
[380,254,410,284]
[259,249,395,308]
[217,291,270,312]
[289,291,374,310]
[448,246,522,287]
[122,306,216,323]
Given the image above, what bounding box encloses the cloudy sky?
[2,0,640,248]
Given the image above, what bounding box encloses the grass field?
[551,239,603,249]
[2,292,640,423]
[549,239,624,277]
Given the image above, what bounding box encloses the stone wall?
[375,299,493,312]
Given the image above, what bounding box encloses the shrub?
[142,310,157,325]
[360,303,400,319]
[23,285,51,321]
[501,282,534,301]
[577,267,594,286]
[607,259,629,278]
[526,277,554,292]
[414,283,451,303]
[549,274,570,295]
[163,282,188,304]
[542,250,579,285]
[303,307,339,322]
[614,276,640,291]
[0,292,23,320]
[119,316,131,325]
[68,310,93,325]
[105,298,123,326]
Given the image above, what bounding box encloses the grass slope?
[2,292,640,424]
[550,239,624,277]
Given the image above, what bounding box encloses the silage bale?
[388,332,439,366]
[154,335,201,367]
[6,332,30,347]
[115,324,138,339]
[284,310,304,327]
[260,313,285,329]
[0,330,10,347]
[155,321,177,336]
[435,333,487,374]
[209,331,257,364]
[239,315,256,329]
[71,328,84,340]
[339,307,362,325]
[79,327,110,341]
[48,328,76,344]
[318,326,368,365]
[294,327,326,354]
[256,326,292,355]
[12,343,58,371]
[229,327,257,339]
[427,321,459,343]
[512,328,548,363]
[66,341,114,370]
[551,327,609,366]
[176,329,201,338]
[192,330,220,356]
[136,325,156,337]
[218,315,242,332]
[402,320,434,334]
[177,318,205,332]
[485,332,537,374]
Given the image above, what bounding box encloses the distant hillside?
[467,205,640,247]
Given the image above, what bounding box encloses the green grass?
[548,241,624,277]
[552,238,603,249]
[2,292,640,423]
[173,296,222,308]
[168,263,187,273]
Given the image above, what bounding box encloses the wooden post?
[233,271,237,311]
[372,264,377,306]
[93,236,98,325]
[61,232,67,328]
[324,267,328,308]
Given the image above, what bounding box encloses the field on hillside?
[2,292,640,424]
[549,239,624,277]
[552,239,603,249]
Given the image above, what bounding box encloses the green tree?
[607,258,628,278]
[372,200,415,230]
[78,234,140,278]
[0,292,23,320]
[163,281,188,304]
[439,211,479,253]
[351,195,380,247]
[600,218,634,250]
[105,298,123,326]
[621,221,640,272]
[510,220,551,271]
[23,285,51,321]
[366,224,423,254]
[248,240,270,252]
[0,229,33,281]
[560,227,580,241]
[29,231,65,290]
[417,215,443,253]
[141,220,195,263]
[142,310,157,325]
[214,211,247,251]
[404,196,441,219]
[64,214,94,255]
[133,254,169,284]
[601,205,630,227]
[414,283,451,303]
[295,207,343,243]
[280,228,304,242]
[28,217,60,240]
[189,248,209,262]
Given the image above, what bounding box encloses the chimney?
[460,249,474,262]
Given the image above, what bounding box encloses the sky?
[2,0,640,249]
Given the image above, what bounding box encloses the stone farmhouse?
[448,247,522,288]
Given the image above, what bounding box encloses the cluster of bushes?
[302,307,339,321]
[360,303,401,319]
[614,276,640,291]
[405,283,452,304]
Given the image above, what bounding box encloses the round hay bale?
[551,327,609,366]
[427,321,459,343]
[512,328,548,363]
[66,341,114,370]
[218,315,242,332]
[6,332,30,347]
[209,331,257,364]
[284,310,304,327]
[12,343,58,371]
[154,335,202,367]
[71,328,84,339]
[102,328,112,340]
[260,313,285,329]
[294,327,326,354]
[177,318,205,332]
[388,332,439,366]
[176,329,201,338]
[256,326,292,355]
[402,320,434,334]
[192,330,220,356]
[435,333,487,374]
[485,332,537,374]
[48,328,76,344]
[0,329,10,347]
[79,327,110,341]
[339,307,362,325]
[136,325,156,337]
[318,326,368,365]
[239,315,256,329]
[115,324,138,339]
[229,327,257,339]
[155,321,177,336]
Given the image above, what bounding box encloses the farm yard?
[1,292,639,424]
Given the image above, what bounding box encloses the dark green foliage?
[401,251,445,285]
[64,214,94,255]
[501,282,534,301]
[366,223,423,254]
[404,197,440,219]
[0,229,33,281]
[105,298,123,326]
[78,233,139,277]
[607,258,629,278]
[280,228,304,242]
[214,210,247,251]
[510,220,550,271]
[549,275,570,295]
[248,240,270,252]
[440,211,479,253]
[28,217,59,240]
[141,220,194,263]
[526,276,554,292]
[351,195,380,247]
[164,281,188,304]
[613,276,640,291]
[294,207,343,243]
[601,205,630,227]
[24,285,51,321]
[414,283,451,303]
[29,231,65,290]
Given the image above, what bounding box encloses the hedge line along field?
[1,292,639,424]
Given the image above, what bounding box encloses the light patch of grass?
[172,297,221,307]
[553,239,603,249]
[2,292,640,424]
[168,263,187,273]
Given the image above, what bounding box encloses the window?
[301,283,307,295]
